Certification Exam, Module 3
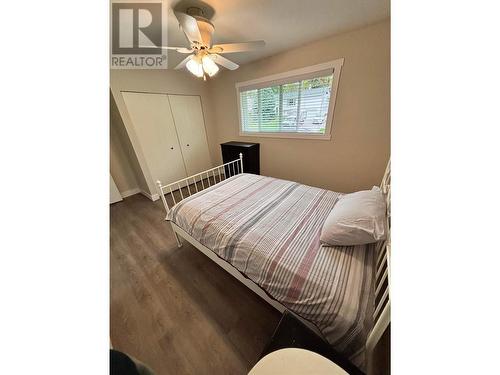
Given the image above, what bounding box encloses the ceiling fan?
[163,7,265,79]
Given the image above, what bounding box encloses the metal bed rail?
[156,153,244,217]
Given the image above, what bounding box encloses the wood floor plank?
[110,193,281,375]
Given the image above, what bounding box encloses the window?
[236,59,343,139]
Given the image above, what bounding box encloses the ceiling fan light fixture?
[171,11,264,79]
[202,55,219,77]
[186,58,204,78]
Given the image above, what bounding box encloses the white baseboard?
[120,187,141,198]
[140,190,159,201]
[119,187,159,201]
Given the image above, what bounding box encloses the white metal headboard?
[366,158,391,374]
[156,153,244,218]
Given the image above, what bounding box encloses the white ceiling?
[166,0,390,68]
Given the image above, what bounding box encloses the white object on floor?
[248,348,348,375]
[110,174,123,204]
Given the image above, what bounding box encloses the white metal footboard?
[156,153,244,218]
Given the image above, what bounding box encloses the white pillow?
[320,187,386,246]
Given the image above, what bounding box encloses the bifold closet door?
[121,92,187,186]
[168,95,212,176]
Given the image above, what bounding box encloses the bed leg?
[169,222,183,248]
[174,231,183,248]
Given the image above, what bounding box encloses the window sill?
[239,131,332,140]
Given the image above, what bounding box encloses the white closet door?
[122,92,187,186]
[168,95,212,176]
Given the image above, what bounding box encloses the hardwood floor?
[110,193,281,375]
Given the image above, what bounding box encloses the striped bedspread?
[167,173,375,369]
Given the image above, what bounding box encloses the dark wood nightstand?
[221,141,260,175]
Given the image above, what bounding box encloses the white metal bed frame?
[156,156,391,374]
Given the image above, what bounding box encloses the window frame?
[236,58,344,140]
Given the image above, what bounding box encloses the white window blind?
[237,63,341,138]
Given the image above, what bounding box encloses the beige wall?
[209,20,390,192]
[110,92,147,194]
[111,19,389,195]
[110,69,218,197]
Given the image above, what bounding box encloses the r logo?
[112,3,162,54]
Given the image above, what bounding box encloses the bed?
[156,155,391,374]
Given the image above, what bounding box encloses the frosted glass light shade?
[186,58,204,77]
[202,56,219,77]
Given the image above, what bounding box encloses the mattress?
[167,173,375,369]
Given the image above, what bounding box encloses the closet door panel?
[168,95,212,176]
[122,92,187,185]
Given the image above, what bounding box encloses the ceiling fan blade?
[139,46,193,53]
[174,12,203,45]
[209,41,265,54]
[163,47,193,53]
[174,55,193,70]
[211,54,239,70]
